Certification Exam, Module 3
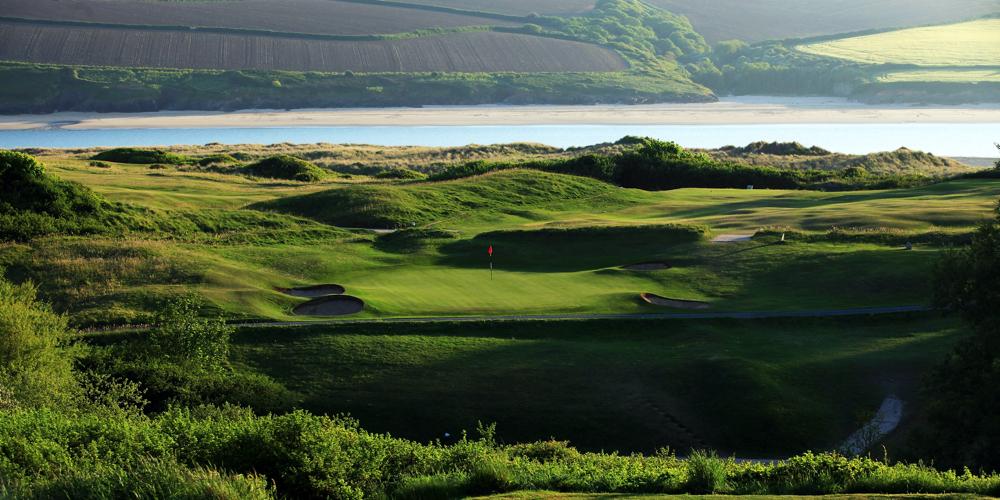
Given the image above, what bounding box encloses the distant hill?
[646,0,1000,43]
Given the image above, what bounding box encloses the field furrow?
[2,0,518,36]
[0,23,628,73]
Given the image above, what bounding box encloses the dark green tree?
[924,203,1000,469]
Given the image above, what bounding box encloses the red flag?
[488,245,493,257]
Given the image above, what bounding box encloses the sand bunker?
[278,284,346,298]
[640,293,711,310]
[293,295,365,316]
[711,233,755,243]
[623,262,671,271]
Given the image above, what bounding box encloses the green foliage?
[1,406,999,499]
[923,202,1000,469]
[0,277,79,410]
[686,450,728,493]
[148,296,234,369]
[0,457,275,500]
[243,155,327,182]
[92,148,192,165]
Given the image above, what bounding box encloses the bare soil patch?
[278,284,346,298]
[640,293,710,310]
[293,295,365,316]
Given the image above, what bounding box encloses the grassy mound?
[91,148,191,165]
[243,155,326,182]
[0,150,118,240]
[253,169,630,228]
[0,151,344,243]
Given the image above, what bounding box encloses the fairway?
[797,19,1000,66]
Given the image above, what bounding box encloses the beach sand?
[2,97,998,130]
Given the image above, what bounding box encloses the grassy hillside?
[645,0,1000,43]
[231,315,965,455]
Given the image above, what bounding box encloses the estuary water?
[1,123,998,157]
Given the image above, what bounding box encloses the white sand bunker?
[712,233,754,243]
[278,284,346,298]
[623,262,671,271]
[640,293,711,310]
[293,295,365,316]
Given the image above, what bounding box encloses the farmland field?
[0,23,628,73]
[394,0,596,15]
[796,19,1000,66]
[879,69,1000,83]
[646,0,1000,42]
[1,0,519,36]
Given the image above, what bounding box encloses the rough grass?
[797,19,1000,66]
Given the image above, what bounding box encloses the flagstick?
[490,260,493,281]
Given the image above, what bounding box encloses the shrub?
[0,277,79,410]
[686,450,728,493]
[91,148,191,165]
[374,168,427,180]
[88,160,111,168]
[147,295,233,369]
[197,154,241,167]
[243,155,326,182]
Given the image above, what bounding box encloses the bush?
[197,154,241,167]
[148,296,233,369]
[374,168,427,180]
[243,155,326,182]
[91,148,191,165]
[1,457,275,500]
[0,278,79,410]
[88,160,111,168]
[686,450,728,493]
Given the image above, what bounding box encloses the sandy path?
[840,396,905,455]
[3,97,999,130]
